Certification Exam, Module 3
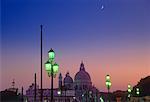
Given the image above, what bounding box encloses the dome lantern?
[80,61,85,71]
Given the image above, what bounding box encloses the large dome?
[74,62,91,82]
[64,72,73,84]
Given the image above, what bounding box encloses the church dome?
[74,62,91,82]
[64,72,73,84]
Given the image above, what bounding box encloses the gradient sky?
[1,0,150,93]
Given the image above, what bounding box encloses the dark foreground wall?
[0,90,22,102]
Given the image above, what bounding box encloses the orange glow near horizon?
[1,47,149,92]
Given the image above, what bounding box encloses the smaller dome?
[64,72,73,84]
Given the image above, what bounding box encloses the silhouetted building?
[26,62,101,102]
[0,80,24,102]
[130,76,150,102]
[132,76,150,97]
[112,76,150,102]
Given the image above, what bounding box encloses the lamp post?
[57,89,61,101]
[136,88,140,101]
[105,75,111,102]
[136,88,140,96]
[128,84,132,93]
[57,90,61,95]
[82,94,84,102]
[105,75,111,93]
[34,73,37,102]
[45,48,59,102]
[127,84,132,101]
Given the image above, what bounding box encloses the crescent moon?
[101,5,104,10]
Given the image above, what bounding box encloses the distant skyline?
[1,0,150,92]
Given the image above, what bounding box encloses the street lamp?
[105,75,111,102]
[128,84,132,93]
[127,84,132,101]
[45,48,59,102]
[57,90,61,96]
[82,94,85,102]
[136,88,140,96]
[105,75,111,93]
[48,49,55,61]
[100,96,104,102]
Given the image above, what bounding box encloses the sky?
[1,0,150,92]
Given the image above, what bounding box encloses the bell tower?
[58,73,62,89]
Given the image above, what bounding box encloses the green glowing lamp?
[109,82,112,86]
[128,84,132,93]
[128,89,132,93]
[128,84,131,88]
[105,75,111,92]
[53,63,59,74]
[45,61,51,73]
[105,82,109,86]
[48,48,55,61]
[105,82,111,88]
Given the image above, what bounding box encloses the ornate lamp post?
[105,75,111,102]
[45,48,59,102]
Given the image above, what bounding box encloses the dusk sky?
[1,0,150,92]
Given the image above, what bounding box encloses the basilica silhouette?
[26,62,99,102]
